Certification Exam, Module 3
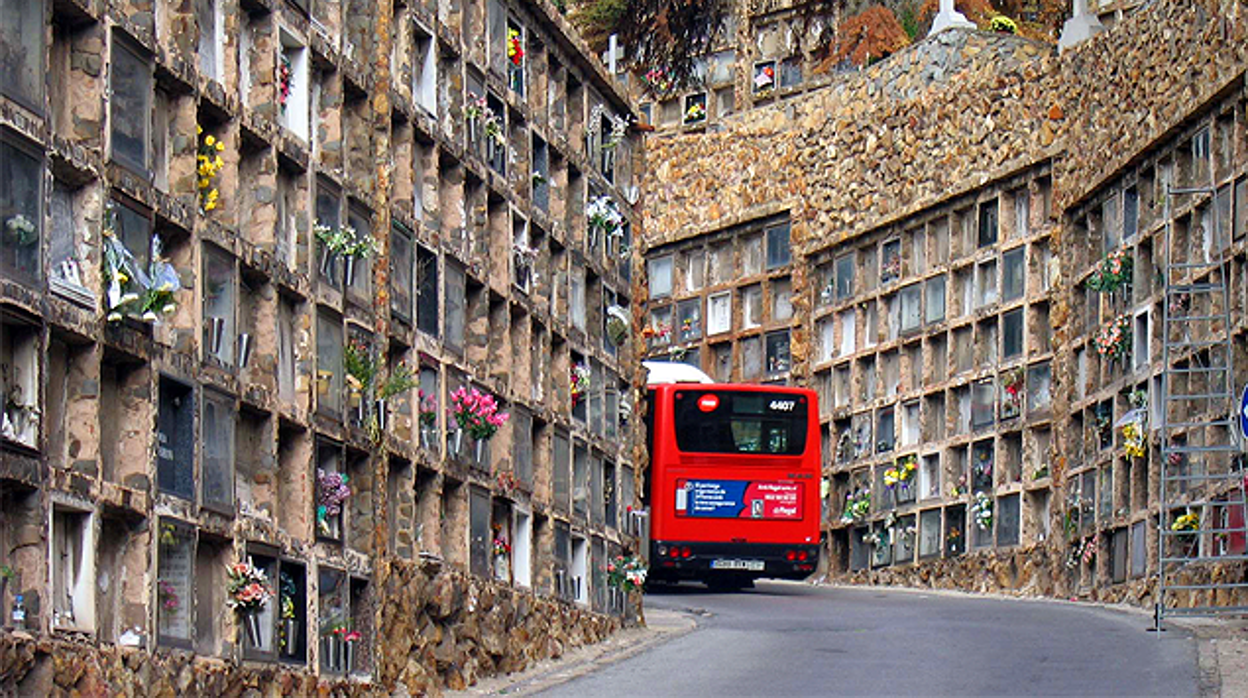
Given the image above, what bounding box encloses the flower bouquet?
[754,64,775,91]
[314,221,372,285]
[449,386,509,461]
[1122,420,1145,458]
[587,194,624,238]
[840,489,871,524]
[158,580,180,613]
[317,469,351,539]
[321,617,356,673]
[102,213,181,323]
[464,93,486,119]
[1066,534,1099,569]
[640,67,673,97]
[227,561,273,647]
[949,473,968,497]
[684,101,706,123]
[492,533,511,558]
[278,570,299,657]
[884,454,917,493]
[197,126,226,213]
[881,251,902,283]
[417,389,439,449]
[507,28,524,66]
[971,491,993,532]
[496,469,519,494]
[642,322,672,345]
[279,54,292,109]
[1086,248,1132,292]
[1000,367,1024,419]
[570,363,590,405]
[607,554,648,593]
[1094,313,1132,363]
[3,214,36,247]
[492,523,512,580]
[947,526,963,555]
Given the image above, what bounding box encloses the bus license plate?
[711,559,764,571]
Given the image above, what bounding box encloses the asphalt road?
[537,581,1198,697]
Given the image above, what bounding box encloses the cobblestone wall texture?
[0,560,618,696]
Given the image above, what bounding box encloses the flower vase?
[282,619,300,657]
[450,428,463,457]
[345,639,355,674]
[208,316,226,356]
[421,425,437,450]
[375,399,387,432]
[494,553,510,582]
[237,332,253,369]
[322,635,338,671]
[1178,534,1199,559]
[243,610,263,648]
[343,255,356,288]
[475,438,486,465]
[319,247,335,280]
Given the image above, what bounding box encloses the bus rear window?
[672,390,808,455]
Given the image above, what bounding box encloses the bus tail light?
[785,550,797,562]
[657,545,668,557]
[680,546,692,558]
[797,551,809,562]
[669,547,681,559]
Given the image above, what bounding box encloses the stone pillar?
[1058,0,1106,52]
[928,0,975,37]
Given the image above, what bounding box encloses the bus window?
[673,390,807,455]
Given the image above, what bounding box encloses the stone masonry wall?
[641,0,1248,606]
[643,0,1248,254]
[0,559,619,697]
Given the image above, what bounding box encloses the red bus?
[643,377,821,587]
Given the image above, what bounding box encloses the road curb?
[449,609,699,696]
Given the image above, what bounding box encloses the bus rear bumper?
[648,540,820,582]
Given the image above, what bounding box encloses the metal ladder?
[1155,183,1248,629]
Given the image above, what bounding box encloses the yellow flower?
[204,201,217,211]
[199,178,210,189]
[205,135,216,146]
[116,271,129,284]
[215,141,225,152]
[197,125,203,135]
[214,156,224,168]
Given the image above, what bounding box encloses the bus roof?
[643,361,715,385]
